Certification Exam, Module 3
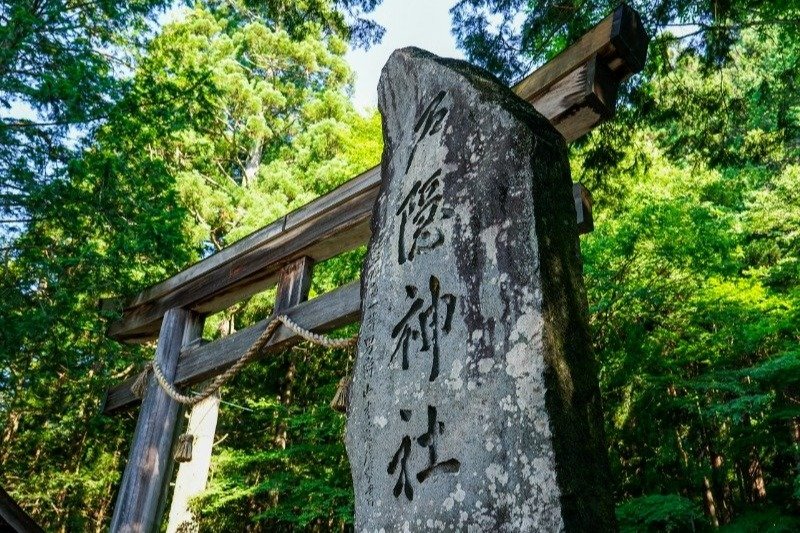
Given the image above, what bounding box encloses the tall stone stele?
[346,47,615,532]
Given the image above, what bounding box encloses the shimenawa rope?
[131,313,357,461]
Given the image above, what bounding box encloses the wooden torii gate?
[103,5,648,531]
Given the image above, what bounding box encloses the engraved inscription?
[390,276,456,382]
[385,87,460,503]
[396,168,454,265]
[405,90,448,174]
[387,408,461,501]
[388,434,414,500]
[416,406,461,483]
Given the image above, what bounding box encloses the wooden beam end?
[609,3,651,79]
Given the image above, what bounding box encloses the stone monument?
[346,47,615,531]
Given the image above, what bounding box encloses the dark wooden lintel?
[513,3,648,103]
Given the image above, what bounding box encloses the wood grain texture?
[0,485,44,533]
[275,257,314,312]
[106,4,648,344]
[513,3,648,103]
[530,56,620,142]
[103,282,361,415]
[110,310,202,532]
[165,393,220,533]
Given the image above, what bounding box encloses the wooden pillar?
[111,309,204,533]
[275,257,314,447]
[573,182,594,234]
[165,392,220,533]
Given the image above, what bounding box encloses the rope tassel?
[330,375,352,413]
[131,364,152,399]
[174,433,194,463]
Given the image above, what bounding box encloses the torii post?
[104,5,647,531]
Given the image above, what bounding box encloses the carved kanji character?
[416,406,460,483]
[396,168,453,264]
[405,91,448,174]
[388,426,413,500]
[391,276,456,381]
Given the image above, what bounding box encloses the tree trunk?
[274,357,296,451]
[217,311,236,337]
[747,448,767,502]
[702,475,720,528]
[242,137,263,188]
[0,409,21,464]
[740,414,767,503]
[710,450,731,524]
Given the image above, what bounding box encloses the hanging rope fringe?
[131,365,151,399]
[330,374,352,413]
[130,314,358,460]
[174,433,194,463]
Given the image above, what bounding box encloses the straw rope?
[132,314,357,405]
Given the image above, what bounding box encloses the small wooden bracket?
[275,257,314,313]
[573,183,594,235]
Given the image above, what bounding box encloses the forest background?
[1,0,798,531]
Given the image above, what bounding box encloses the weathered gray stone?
[346,47,614,532]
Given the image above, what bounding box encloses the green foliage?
[0,5,194,528]
[617,494,704,532]
[450,0,798,84]
[574,20,800,528]
[0,0,170,242]
[2,0,800,530]
[721,506,800,532]
[0,0,381,529]
[75,3,379,530]
[192,351,358,530]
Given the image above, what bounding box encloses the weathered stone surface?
[346,47,614,532]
